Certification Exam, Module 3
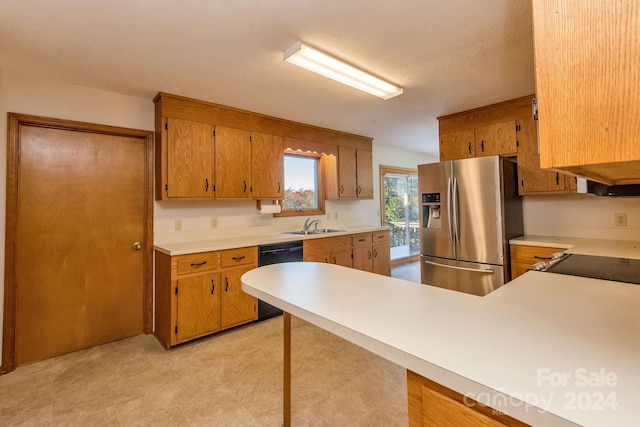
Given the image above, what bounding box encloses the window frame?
[275,152,325,217]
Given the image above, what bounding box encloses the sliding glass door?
[380,167,420,262]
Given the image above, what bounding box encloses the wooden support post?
[284,312,291,427]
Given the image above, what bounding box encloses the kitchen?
[1,0,640,426]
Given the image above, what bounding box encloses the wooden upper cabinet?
[215,126,251,199]
[251,131,284,200]
[476,121,517,157]
[338,146,358,198]
[532,0,640,185]
[356,149,373,198]
[439,129,475,161]
[517,117,566,195]
[165,117,214,199]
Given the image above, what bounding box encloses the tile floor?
[390,261,420,283]
[0,316,408,426]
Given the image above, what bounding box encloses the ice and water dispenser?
[422,193,441,229]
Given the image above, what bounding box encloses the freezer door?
[452,156,504,265]
[420,255,504,296]
[418,161,454,259]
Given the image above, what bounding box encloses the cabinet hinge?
[532,98,539,121]
[213,129,216,137]
[165,122,168,130]
[521,179,524,187]
[213,184,216,192]
[175,287,178,295]
[249,135,252,142]
[165,184,168,191]
[174,326,178,334]
[516,140,519,147]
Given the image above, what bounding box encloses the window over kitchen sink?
[278,153,325,216]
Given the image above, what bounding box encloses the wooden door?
[215,126,251,199]
[338,146,358,198]
[251,132,284,199]
[10,119,152,367]
[372,242,391,276]
[476,122,517,156]
[176,273,221,341]
[474,124,495,157]
[166,117,214,199]
[221,265,257,328]
[331,249,353,268]
[439,129,475,161]
[356,149,373,198]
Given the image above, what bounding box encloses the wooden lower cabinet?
[303,235,353,267]
[510,244,565,280]
[155,246,258,348]
[408,371,530,427]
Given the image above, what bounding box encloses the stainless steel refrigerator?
[418,156,523,296]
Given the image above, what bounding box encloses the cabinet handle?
[481,140,485,152]
[377,235,385,239]
[333,256,337,264]
[225,277,229,292]
[358,185,362,195]
[205,178,209,192]
[325,257,329,263]
[340,184,344,194]
[368,250,372,260]
[555,173,560,186]
[534,255,553,260]
[468,142,472,154]
[211,279,215,294]
[358,238,366,242]
[243,180,247,192]
[232,256,246,262]
[190,261,207,267]
[374,249,378,258]
[278,182,281,193]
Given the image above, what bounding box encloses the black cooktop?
[546,254,640,284]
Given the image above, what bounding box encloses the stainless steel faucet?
[303,218,321,233]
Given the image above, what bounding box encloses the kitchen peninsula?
[242,262,640,427]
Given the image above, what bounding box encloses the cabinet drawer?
[176,252,221,275]
[511,245,563,265]
[221,246,258,267]
[372,230,389,243]
[351,233,372,246]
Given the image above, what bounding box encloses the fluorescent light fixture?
[283,41,403,100]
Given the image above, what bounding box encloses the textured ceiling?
[0,0,535,156]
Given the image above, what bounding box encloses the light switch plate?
[615,213,627,227]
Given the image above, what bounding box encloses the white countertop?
[154,226,388,255]
[242,263,640,427]
[510,235,640,260]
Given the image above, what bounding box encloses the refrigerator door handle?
[446,178,454,246]
[452,177,459,244]
[423,259,495,275]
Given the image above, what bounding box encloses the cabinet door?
[372,241,391,276]
[176,273,221,342]
[221,265,258,329]
[251,132,284,199]
[331,249,353,268]
[439,129,475,161]
[215,126,251,199]
[338,146,358,198]
[510,245,562,280]
[476,121,517,157]
[356,149,373,198]
[166,117,214,199]
[516,118,567,195]
[352,246,373,272]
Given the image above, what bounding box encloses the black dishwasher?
[256,240,304,321]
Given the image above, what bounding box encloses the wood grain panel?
[215,126,251,199]
[221,265,258,329]
[440,129,475,161]
[510,245,563,279]
[175,252,221,276]
[176,273,221,341]
[356,149,373,198]
[167,118,213,198]
[533,0,640,174]
[372,241,391,276]
[220,246,258,268]
[352,246,373,272]
[251,132,284,199]
[351,233,372,246]
[154,251,173,349]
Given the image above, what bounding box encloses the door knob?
[133,241,142,250]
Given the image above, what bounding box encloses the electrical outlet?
[175,219,182,231]
[326,212,331,220]
[334,212,339,220]
[211,216,218,228]
[615,213,627,227]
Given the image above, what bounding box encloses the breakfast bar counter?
[242,262,640,427]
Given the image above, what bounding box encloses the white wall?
[522,194,640,240]
[0,71,436,357]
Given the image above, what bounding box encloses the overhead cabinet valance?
[154,93,373,201]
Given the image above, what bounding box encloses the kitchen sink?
[282,229,346,235]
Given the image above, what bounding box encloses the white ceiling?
[0,0,535,156]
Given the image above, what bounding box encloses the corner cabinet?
[154,246,258,348]
[532,0,640,185]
